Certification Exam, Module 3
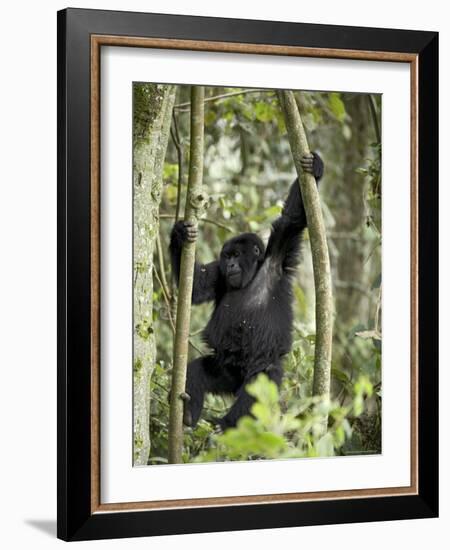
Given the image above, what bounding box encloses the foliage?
[194,373,373,462]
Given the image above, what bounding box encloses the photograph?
[0,0,445,544]
[54,7,439,541]
[133,83,382,466]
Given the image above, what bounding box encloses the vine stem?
[278,90,334,435]
[168,86,205,464]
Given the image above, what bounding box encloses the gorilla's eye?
[253,245,260,256]
[234,251,240,258]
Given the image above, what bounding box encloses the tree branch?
[170,112,184,222]
[168,86,206,464]
[153,267,204,357]
[174,88,269,110]
[133,83,177,466]
[159,214,233,233]
[278,90,333,435]
[367,94,381,143]
[155,233,171,300]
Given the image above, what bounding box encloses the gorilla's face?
[220,233,265,289]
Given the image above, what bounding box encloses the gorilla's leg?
[182,356,239,427]
[218,363,283,430]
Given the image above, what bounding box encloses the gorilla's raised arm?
[169,221,222,304]
[265,152,324,271]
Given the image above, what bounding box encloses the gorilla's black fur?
[169,153,324,429]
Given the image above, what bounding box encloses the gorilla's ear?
[253,245,261,256]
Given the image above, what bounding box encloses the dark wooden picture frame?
[57,8,438,541]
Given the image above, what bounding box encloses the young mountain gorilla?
[170,152,324,430]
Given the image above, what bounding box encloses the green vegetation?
[134,85,382,465]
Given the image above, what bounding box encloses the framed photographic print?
[57,8,438,541]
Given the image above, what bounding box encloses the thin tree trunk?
[168,86,205,464]
[334,95,372,327]
[133,83,177,466]
[278,90,333,430]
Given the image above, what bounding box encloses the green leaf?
[254,101,275,122]
[332,367,350,386]
[353,396,364,417]
[163,162,178,181]
[328,92,346,121]
[316,432,335,457]
[264,205,283,218]
[246,374,279,407]
[293,285,307,316]
[251,402,272,425]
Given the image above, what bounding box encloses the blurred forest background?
[133,84,382,466]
